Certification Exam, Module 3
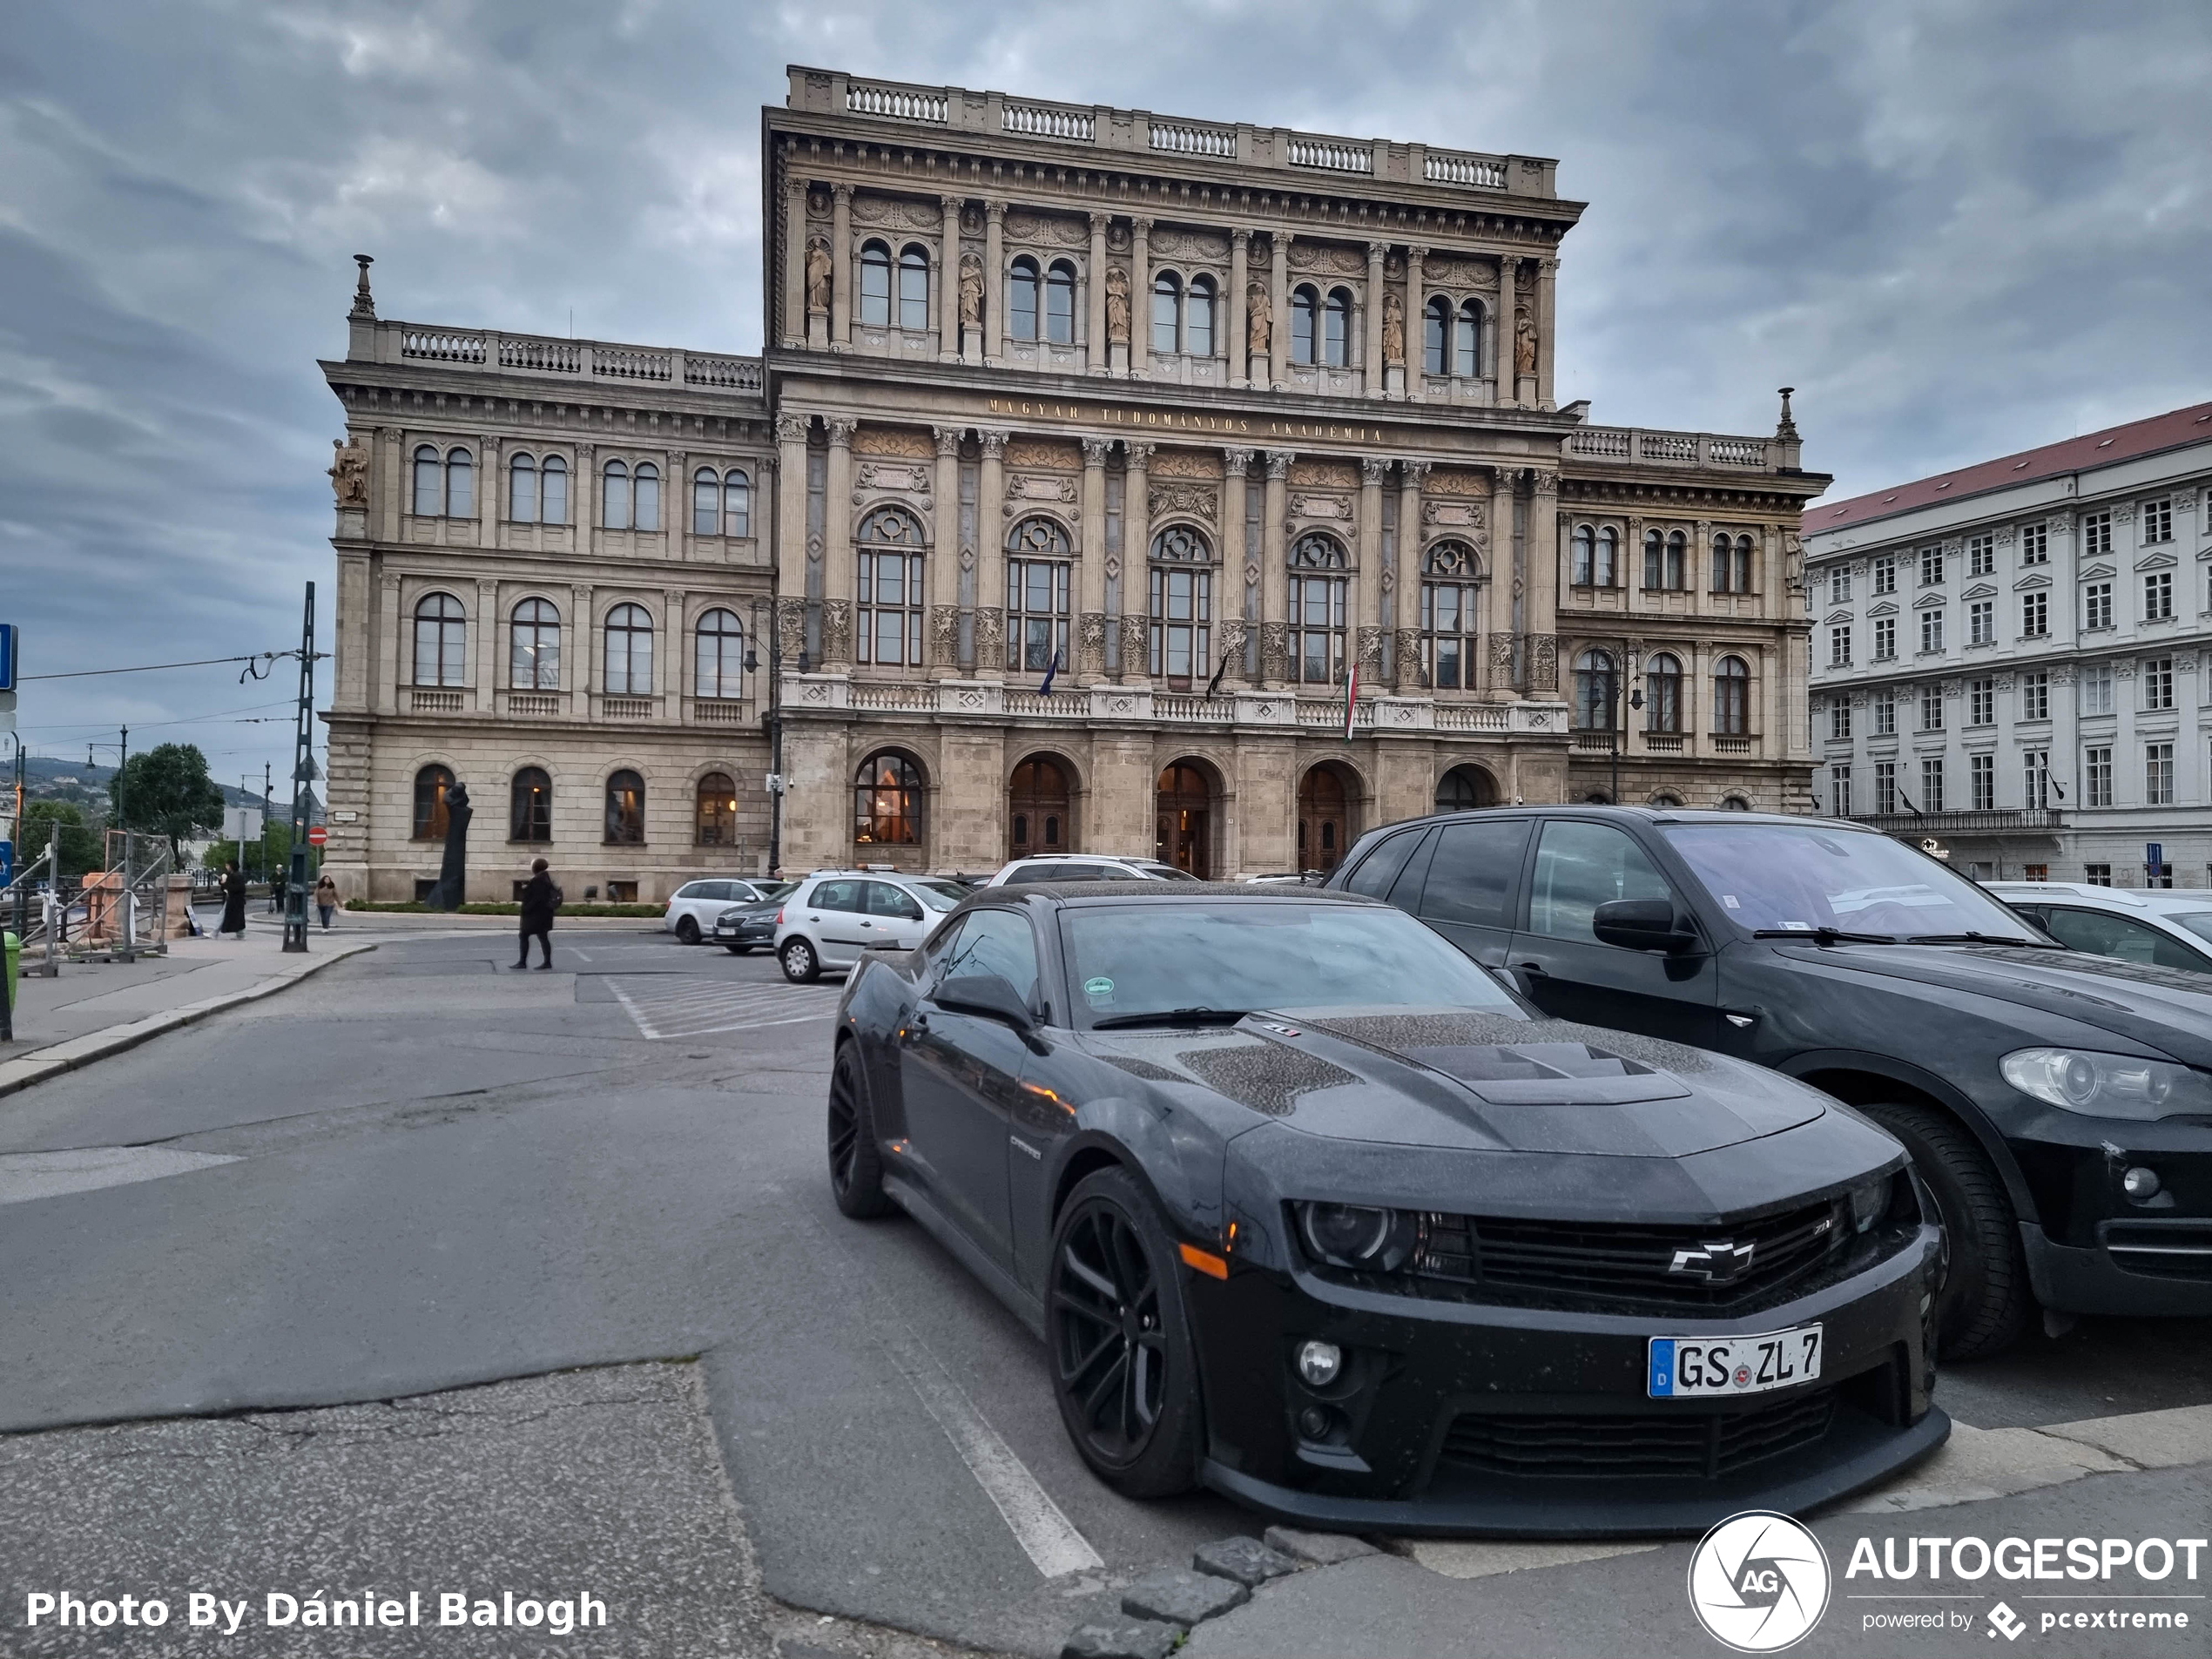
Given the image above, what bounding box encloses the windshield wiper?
[1904,931,2051,948]
[1752,927,1898,945]
[1089,1007,1251,1030]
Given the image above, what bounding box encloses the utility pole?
[262,762,273,888]
[116,725,128,833]
[281,583,317,952]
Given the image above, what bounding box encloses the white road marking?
[608,976,841,1040]
[0,1146,243,1206]
[569,948,592,962]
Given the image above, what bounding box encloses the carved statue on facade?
[327,435,370,507]
[1514,306,1537,378]
[1104,266,1131,344]
[958,253,984,328]
[806,239,833,314]
[1381,291,1405,366]
[1246,282,1271,357]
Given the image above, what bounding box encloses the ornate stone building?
[318,69,1826,899]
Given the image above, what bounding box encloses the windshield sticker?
[1722,894,1740,908]
[1084,976,1116,1000]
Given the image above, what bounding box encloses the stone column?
[976,428,1008,678]
[669,446,686,563]
[939,195,962,361]
[1357,459,1386,678]
[1495,256,1515,403]
[1526,468,1561,695]
[1087,212,1109,374]
[984,202,1006,365]
[1130,217,1151,376]
[1079,437,1110,684]
[1536,257,1558,410]
[783,168,808,348]
[1268,235,1289,389]
[1405,246,1426,401]
[775,415,810,625]
[570,583,593,715]
[475,577,497,712]
[931,427,964,676]
[1120,442,1153,682]
[1221,448,1251,683]
[1261,450,1292,688]
[822,419,855,666]
[1229,230,1250,389]
[1364,241,1386,398]
[831,185,853,348]
[664,589,684,709]
[376,572,401,715]
[1395,462,1429,690]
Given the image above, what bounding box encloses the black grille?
[2105,1224,2212,1281]
[1440,1388,1836,1481]
[1412,1200,1843,1311]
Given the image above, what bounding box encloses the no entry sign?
[307,826,329,847]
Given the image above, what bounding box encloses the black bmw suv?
[1327,806,2212,1358]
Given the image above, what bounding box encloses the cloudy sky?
[3,0,2208,786]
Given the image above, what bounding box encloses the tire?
[724,944,752,955]
[675,915,700,945]
[826,1042,894,1219]
[1046,1167,1203,1498]
[780,937,820,983]
[1859,1099,2031,1361]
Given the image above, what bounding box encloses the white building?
[1805,401,2212,885]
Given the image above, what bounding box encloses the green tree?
[116,743,226,861]
[20,801,105,880]
[204,820,295,880]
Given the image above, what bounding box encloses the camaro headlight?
[1848,1177,1888,1234]
[2000,1048,2212,1121]
[1294,1203,1416,1273]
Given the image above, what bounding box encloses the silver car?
[773,871,969,981]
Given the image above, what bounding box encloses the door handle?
[860,921,873,928]
[1514,961,1550,977]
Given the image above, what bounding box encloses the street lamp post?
[749,600,786,877]
[1606,640,1644,806]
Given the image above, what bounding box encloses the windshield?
[1660,823,2035,939]
[2168,913,2212,945]
[1062,901,1521,1025]
[1137,863,1201,881]
[913,880,972,911]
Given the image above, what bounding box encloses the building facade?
[1804,401,2212,885]
[318,67,1829,900]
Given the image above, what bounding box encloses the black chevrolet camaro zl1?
[826,883,1949,1534]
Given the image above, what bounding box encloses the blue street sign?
[2148,841,2165,876]
[0,840,11,891]
[0,624,15,691]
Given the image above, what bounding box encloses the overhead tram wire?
[21,650,329,683]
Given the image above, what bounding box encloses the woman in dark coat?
[515,857,558,969]
[218,861,247,938]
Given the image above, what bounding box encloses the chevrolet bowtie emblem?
[1669,1239,1757,1282]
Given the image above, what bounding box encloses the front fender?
[1057,1093,1228,1248]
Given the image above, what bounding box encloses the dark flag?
[1039,646,1062,696]
[1204,650,1230,700]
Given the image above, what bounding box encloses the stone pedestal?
[806,314,828,350]
[961,325,983,361]
[1109,342,1130,374]
[1385,365,1406,397]
[334,507,367,540]
[1517,374,1538,407]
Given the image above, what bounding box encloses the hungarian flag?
[1341,661,1360,739]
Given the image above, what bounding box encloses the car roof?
[1366,805,1864,834]
[1990,883,2212,915]
[972,880,1382,908]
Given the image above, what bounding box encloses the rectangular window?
[1967,534,1995,577]
[2020,590,2047,637]
[1969,678,1994,725]
[2145,656,2175,710]
[1422,581,1479,690]
[1873,617,1897,659]
[856,550,925,666]
[1970,752,1994,811]
[1829,624,1851,668]
[1920,757,1946,813]
[2085,862,2112,887]
[2146,741,2175,806]
[1830,700,1852,740]
[1287,575,1346,685]
[1875,759,1898,815]
[2084,512,2112,558]
[2145,570,2174,621]
[2079,660,2114,715]
[1873,556,1898,596]
[1919,546,1945,586]
[2084,745,2113,807]
[1150,566,1214,683]
[2143,498,2173,543]
[1873,690,1896,735]
[2023,748,2049,810]
[1006,558,1071,674]
[1920,610,1945,653]
[1830,567,1852,604]
[1920,685,1944,731]
[2021,671,2049,721]
[1968,600,1993,645]
[1830,764,1851,818]
[2084,582,2113,630]
[2020,523,2047,564]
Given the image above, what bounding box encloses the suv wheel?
[779,937,819,983]
[675,914,700,945]
[1860,1099,2030,1360]
[827,1042,894,1218]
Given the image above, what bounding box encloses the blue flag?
[1039,646,1062,696]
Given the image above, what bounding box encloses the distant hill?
[17,755,319,818]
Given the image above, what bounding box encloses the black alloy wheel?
[1047,1169,1200,1497]
[675,914,701,944]
[780,937,819,982]
[1859,1099,2029,1360]
[826,1043,893,1218]
[725,943,752,955]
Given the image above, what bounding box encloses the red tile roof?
[1805,401,2212,536]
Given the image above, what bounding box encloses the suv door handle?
[1514,961,1549,977]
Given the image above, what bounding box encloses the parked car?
[664,879,787,944]
[1989,883,2212,974]
[982,853,1200,887]
[712,885,797,955]
[774,871,970,981]
[1326,806,2212,1358]
[827,882,1946,1531]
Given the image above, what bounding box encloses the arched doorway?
[1155,762,1215,879]
[1008,756,1073,859]
[1296,765,1354,875]
[1434,764,1497,812]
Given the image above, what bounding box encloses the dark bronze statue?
[427,781,471,910]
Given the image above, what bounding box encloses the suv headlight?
[1293,1203,1417,1273]
[2000,1049,2212,1121]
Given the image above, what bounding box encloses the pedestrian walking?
[218,862,247,939]
[514,857,560,970]
[314,874,339,931]
[269,870,287,914]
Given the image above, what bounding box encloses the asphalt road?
[2,928,2207,1657]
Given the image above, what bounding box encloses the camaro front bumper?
[1184,1224,1947,1538]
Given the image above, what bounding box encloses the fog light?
[2122,1165,2161,1200]
[1296,1339,1342,1386]
[1298,1405,1332,1440]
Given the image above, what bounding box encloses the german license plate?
[1648,1325,1822,1398]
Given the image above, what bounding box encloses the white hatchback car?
[981,853,1200,887]
[1986,881,2212,974]
[663,878,786,945]
[773,871,971,981]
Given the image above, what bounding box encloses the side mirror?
[935,973,1038,1032]
[1592,897,1702,954]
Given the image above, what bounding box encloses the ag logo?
[1687,1510,1831,1651]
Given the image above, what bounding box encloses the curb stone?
[1059,1616,1183,1659]
[1261,1526,1379,1568]
[1191,1537,1301,1588]
[1121,1568,1249,1626]
[1061,1534,1312,1657]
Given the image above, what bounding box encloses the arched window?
[1291,285,1319,365]
[1597,528,1620,588]
[1713,655,1751,736]
[603,603,654,696]
[1422,540,1481,691]
[897,244,930,331]
[509,597,561,691]
[1187,275,1216,356]
[1423,296,1451,376]
[1151,271,1181,354]
[510,767,551,843]
[859,240,893,327]
[1711,531,1734,593]
[602,459,631,530]
[722,470,750,538]
[1455,300,1481,378]
[445,448,473,518]
[1324,288,1354,367]
[632,462,660,533]
[509,452,539,523]
[604,769,644,844]
[695,772,737,846]
[412,592,466,686]
[1045,260,1076,344]
[1649,792,1683,809]
[1645,651,1683,732]
[1666,529,1687,590]
[412,765,454,841]
[1571,525,1596,587]
[1290,531,1349,570]
[692,468,721,536]
[695,608,745,699]
[1007,518,1072,673]
[1720,794,1752,812]
[1149,526,1213,684]
[1289,533,1348,685]
[412,445,442,516]
[540,455,568,525]
[1008,256,1041,342]
[1575,648,1616,731]
[1733,533,1755,594]
[1645,528,1685,590]
[854,752,923,846]
[857,506,926,667]
[1435,765,1494,812]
